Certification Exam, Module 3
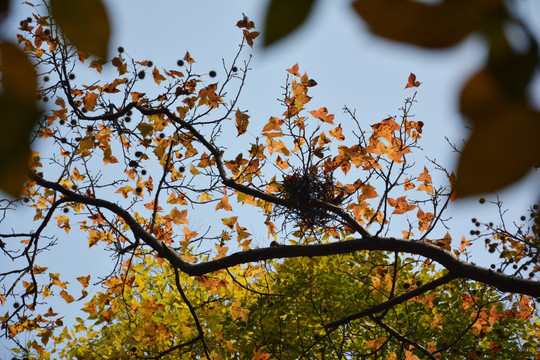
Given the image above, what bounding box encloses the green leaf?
[50,0,110,59]
[137,123,154,138]
[263,0,316,47]
[352,0,484,48]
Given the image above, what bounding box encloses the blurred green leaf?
[486,21,539,100]
[352,0,488,48]
[0,42,40,197]
[263,0,316,47]
[50,0,110,59]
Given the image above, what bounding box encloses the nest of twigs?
[274,166,345,231]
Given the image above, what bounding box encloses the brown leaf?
[352,0,486,48]
[457,68,540,196]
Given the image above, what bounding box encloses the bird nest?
[274,166,345,231]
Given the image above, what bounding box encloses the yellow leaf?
[190,164,200,175]
[221,216,238,229]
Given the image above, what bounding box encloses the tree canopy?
[1,2,540,360]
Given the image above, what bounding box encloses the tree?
[1,4,540,360]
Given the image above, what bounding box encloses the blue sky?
[1,0,540,356]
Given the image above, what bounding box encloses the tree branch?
[325,273,456,329]
[31,174,540,297]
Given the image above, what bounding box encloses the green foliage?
[56,253,540,359]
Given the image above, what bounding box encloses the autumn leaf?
[183,51,195,64]
[168,208,188,225]
[460,236,471,251]
[216,195,232,211]
[287,63,300,77]
[89,59,107,73]
[417,167,433,194]
[152,67,166,85]
[404,350,421,360]
[243,29,260,48]
[275,155,290,169]
[387,196,416,214]
[83,92,98,111]
[434,232,452,251]
[405,72,422,88]
[221,216,238,229]
[60,290,75,304]
[309,107,334,124]
[456,69,540,196]
[32,265,48,274]
[77,275,91,289]
[329,124,345,141]
[302,78,318,87]
[252,347,271,360]
[235,109,250,135]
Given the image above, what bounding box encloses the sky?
[1,0,540,356]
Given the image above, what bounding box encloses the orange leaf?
[216,195,232,211]
[309,107,334,124]
[89,59,107,73]
[460,236,471,251]
[329,124,345,141]
[429,313,443,329]
[77,275,91,289]
[286,63,300,77]
[387,196,416,214]
[405,72,422,88]
[60,290,75,303]
[404,350,420,360]
[182,226,198,241]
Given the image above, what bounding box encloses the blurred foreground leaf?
[0,42,40,196]
[263,0,315,46]
[50,0,110,58]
